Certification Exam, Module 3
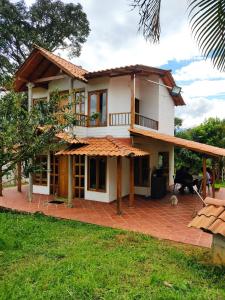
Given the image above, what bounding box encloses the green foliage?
[0,0,90,83]
[174,117,183,134]
[0,212,224,299]
[175,118,225,174]
[0,89,76,178]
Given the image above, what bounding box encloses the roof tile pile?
[188,197,225,236]
[56,136,149,157]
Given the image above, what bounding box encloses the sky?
[24,0,225,128]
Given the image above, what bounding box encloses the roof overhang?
[85,65,185,106]
[14,45,87,92]
[130,128,225,157]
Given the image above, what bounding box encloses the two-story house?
[14,45,186,213]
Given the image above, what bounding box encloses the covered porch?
[0,185,218,248]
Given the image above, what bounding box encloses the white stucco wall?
[138,75,159,122]
[158,78,175,135]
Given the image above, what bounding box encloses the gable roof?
[188,197,225,236]
[14,45,184,106]
[56,136,149,157]
[130,128,225,157]
[14,45,87,92]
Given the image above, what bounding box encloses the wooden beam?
[34,74,67,83]
[18,76,29,83]
[202,157,207,199]
[17,161,22,192]
[117,156,122,215]
[129,156,134,207]
[130,73,135,129]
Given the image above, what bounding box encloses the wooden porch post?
[202,156,207,199]
[212,161,216,198]
[68,155,73,208]
[0,165,2,197]
[27,82,34,202]
[129,156,134,207]
[130,73,135,129]
[17,161,22,192]
[117,156,122,215]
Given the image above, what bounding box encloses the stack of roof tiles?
[56,136,149,157]
[189,197,225,236]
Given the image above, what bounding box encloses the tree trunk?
[0,165,3,197]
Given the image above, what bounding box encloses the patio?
[0,186,223,248]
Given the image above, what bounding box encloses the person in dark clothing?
[175,167,195,194]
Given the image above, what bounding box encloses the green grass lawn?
[0,212,224,300]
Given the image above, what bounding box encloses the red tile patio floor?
[1,186,223,248]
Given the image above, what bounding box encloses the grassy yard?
[0,212,224,300]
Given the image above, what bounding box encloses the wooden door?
[58,156,68,198]
[73,155,85,198]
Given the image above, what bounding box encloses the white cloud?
[182,79,225,98]
[176,97,225,128]
[175,60,225,82]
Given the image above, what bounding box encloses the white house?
[15,45,187,212]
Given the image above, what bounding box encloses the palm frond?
[131,0,161,42]
[189,0,225,71]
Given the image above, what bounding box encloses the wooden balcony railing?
[57,111,158,130]
[135,113,158,130]
[74,113,89,127]
[109,112,131,126]
[109,112,158,130]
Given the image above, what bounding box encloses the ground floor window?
[33,155,48,186]
[88,156,107,192]
[134,156,150,187]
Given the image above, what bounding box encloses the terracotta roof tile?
[56,136,149,157]
[34,45,87,82]
[189,197,225,237]
[130,128,225,157]
[56,132,88,145]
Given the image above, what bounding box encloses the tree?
[175,118,225,176]
[174,117,183,134]
[132,0,225,71]
[0,89,77,196]
[0,0,90,83]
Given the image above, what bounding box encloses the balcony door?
[88,90,107,126]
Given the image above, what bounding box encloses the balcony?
[58,112,158,130]
[109,112,158,130]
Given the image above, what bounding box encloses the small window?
[33,155,48,186]
[88,156,107,192]
[134,156,150,187]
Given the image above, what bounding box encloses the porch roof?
[56,136,149,157]
[188,197,225,236]
[130,128,225,157]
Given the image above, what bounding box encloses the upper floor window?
[74,90,85,114]
[88,90,107,126]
